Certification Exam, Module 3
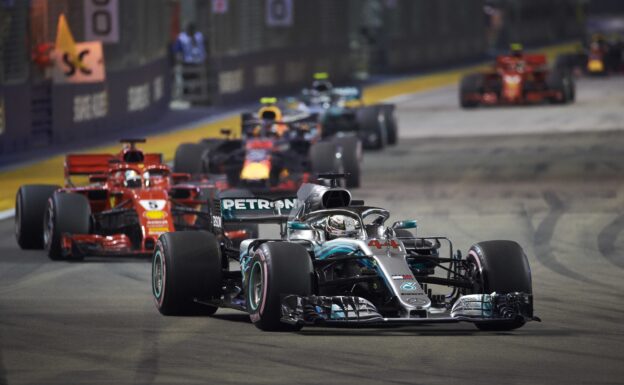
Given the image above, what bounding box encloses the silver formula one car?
[151,176,539,332]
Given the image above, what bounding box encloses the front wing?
[281,293,538,326]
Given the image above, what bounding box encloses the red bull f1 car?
[152,175,539,332]
[15,139,226,260]
[460,50,575,108]
[556,37,624,76]
[556,16,624,77]
[174,98,362,194]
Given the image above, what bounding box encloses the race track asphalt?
[1,77,623,385]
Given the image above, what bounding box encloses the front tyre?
[459,74,483,108]
[153,231,223,316]
[44,192,91,260]
[245,242,313,331]
[467,240,532,331]
[381,105,398,145]
[15,184,60,249]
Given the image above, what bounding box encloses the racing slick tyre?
[331,136,361,188]
[466,240,532,331]
[356,106,387,150]
[555,53,583,75]
[245,242,313,331]
[15,184,60,249]
[459,74,483,108]
[380,104,398,145]
[44,192,91,261]
[218,189,259,245]
[152,231,223,316]
[173,143,208,175]
[310,141,342,179]
[546,70,574,104]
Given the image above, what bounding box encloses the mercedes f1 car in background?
[152,175,539,332]
[15,139,227,260]
[296,73,398,149]
[460,44,575,108]
[174,98,362,192]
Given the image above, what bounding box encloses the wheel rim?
[152,250,165,301]
[248,261,264,311]
[466,255,485,294]
[43,203,53,250]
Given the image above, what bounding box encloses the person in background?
[174,23,206,64]
[173,23,207,97]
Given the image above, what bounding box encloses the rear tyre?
[245,242,313,331]
[173,143,208,175]
[15,184,60,249]
[310,141,341,178]
[567,74,576,102]
[44,192,91,260]
[546,70,574,104]
[153,231,222,316]
[555,53,581,75]
[332,136,361,188]
[356,106,387,150]
[459,74,482,108]
[466,240,532,331]
[381,105,398,145]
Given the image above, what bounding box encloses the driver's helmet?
[325,215,361,240]
[124,170,142,188]
[510,43,523,58]
[312,80,333,94]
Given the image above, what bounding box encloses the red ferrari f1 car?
[15,139,226,260]
[460,45,575,108]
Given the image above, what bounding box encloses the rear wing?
[65,154,115,182]
[241,112,318,127]
[496,54,547,68]
[64,152,163,185]
[240,114,319,137]
[332,86,362,102]
[219,197,297,223]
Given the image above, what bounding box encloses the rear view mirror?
[220,128,232,138]
[288,221,311,230]
[392,220,417,230]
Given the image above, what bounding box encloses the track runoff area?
[3,43,624,384]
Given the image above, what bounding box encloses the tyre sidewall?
[44,192,91,260]
[15,185,60,249]
[152,231,222,315]
[467,240,532,331]
[332,136,361,188]
[246,242,313,330]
